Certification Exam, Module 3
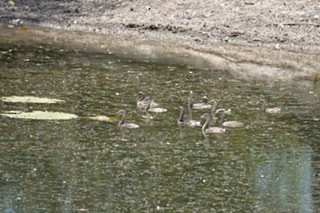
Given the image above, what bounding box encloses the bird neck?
[218,112,225,125]
[119,112,126,126]
[137,93,145,102]
[202,116,210,130]
[144,99,151,111]
[178,108,185,122]
[187,97,193,109]
[201,116,210,135]
[210,102,217,114]
[187,99,193,119]
[260,101,267,112]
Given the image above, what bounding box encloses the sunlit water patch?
[0,44,320,212]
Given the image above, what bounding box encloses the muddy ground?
[1,0,319,80]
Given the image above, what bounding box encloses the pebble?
[7,0,15,7]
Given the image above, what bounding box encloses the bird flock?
[118,91,281,136]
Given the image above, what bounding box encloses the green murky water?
[0,44,320,212]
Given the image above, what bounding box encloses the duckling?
[258,99,281,114]
[136,91,159,109]
[216,109,244,128]
[177,106,201,127]
[188,96,215,110]
[207,99,232,118]
[188,98,216,119]
[188,91,212,109]
[117,110,139,129]
[200,113,226,135]
[145,99,167,113]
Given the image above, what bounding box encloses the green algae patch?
[1,110,78,120]
[1,96,65,104]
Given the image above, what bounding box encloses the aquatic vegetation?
[1,96,65,104]
[0,110,78,120]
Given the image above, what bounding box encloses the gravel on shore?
[1,0,319,80]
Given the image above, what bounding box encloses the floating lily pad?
[87,115,118,123]
[1,111,78,120]
[1,96,65,104]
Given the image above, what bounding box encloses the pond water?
[0,44,320,212]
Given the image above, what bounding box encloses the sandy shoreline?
[1,0,319,80]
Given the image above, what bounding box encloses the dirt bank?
[1,0,319,80]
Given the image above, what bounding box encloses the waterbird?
[216,109,244,128]
[188,91,214,110]
[117,110,139,129]
[258,99,281,114]
[136,91,159,109]
[188,96,216,110]
[200,113,226,135]
[177,106,201,127]
[144,99,167,113]
[207,99,232,115]
[188,99,217,120]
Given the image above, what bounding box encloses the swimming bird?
[144,99,167,113]
[177,106,201,127]
[188,96,215,110]
[208,99,232,115]
[188,91,213,110]
[200,113,226,135]
[117,110,139,128]
[136,91,159,109]
[216,109,244,128]
[258,99,281,114]
[188,98,216,119]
